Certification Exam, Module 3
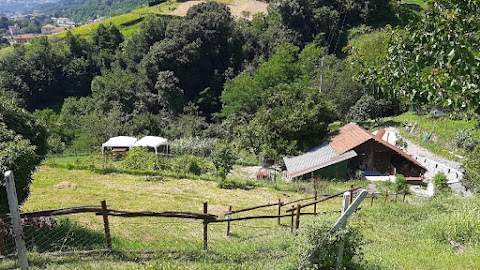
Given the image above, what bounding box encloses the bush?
[432,172,449,191]
[121,148,157,171]
[462,144,480,193]
[289,216,365,269]
[454,128,478,151]
[170,155,214,176]
[170,137,218,157]
[394,174,407,192]
[211,141,235,180]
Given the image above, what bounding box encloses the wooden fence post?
[290,206,295,232]
[295,203,301,229]
[349,185,354,204]
[203,201,208,251]
[370,193,375,206]
[313,191,318,214]
[394,193,398,203]
[227,205,232,236]
[403,192,407,202]
[277,199,282,226]
[0,219,6,256]
[4,171,29,270]
[100,200,112,251]
[335,192,351,270]
[384,191,388,203]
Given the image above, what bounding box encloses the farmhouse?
[283,123,426,181]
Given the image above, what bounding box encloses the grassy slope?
[358,196,480,270]
[3,161,478,269]
[15,164,351,269]
[385,112,479,161]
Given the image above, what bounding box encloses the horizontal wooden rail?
[98,210,218,222]
[286,187,361,213]
[226,202,281,215]
[0,206,103,221]
[282,195,317,206]
[211,214,293,223]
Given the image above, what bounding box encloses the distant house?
[41,24,67,35]
[283,123,426,181]
[15,34,37,44]
[41,24,56,35]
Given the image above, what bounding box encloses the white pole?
[4,171,29,270]
[335,191,351,270]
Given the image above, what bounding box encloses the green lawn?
[2,162,479,269]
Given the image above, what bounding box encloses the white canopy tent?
[132,136,169,155]
[101,136,138,156]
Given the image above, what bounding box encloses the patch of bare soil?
[54,181,77,189]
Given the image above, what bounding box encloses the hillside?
[50,0,267,40]
[38,0,145,24]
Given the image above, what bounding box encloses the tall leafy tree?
[360,0,480,112]
[0,98,48,213]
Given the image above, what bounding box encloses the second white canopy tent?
[132,136,169,155]
[102,136,169,156]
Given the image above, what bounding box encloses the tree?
[243,86,336,156]
[462,144,480,193]
[360,0,480,113]
[211,141,235,180]
[0,98,48,213]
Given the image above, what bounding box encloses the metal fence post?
[4,171,29,270]
[203,201,208,251]
[335,191,350,270]
[100,200,112,251]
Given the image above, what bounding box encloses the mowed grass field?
[12,164,350,269]
[1,160,479,269]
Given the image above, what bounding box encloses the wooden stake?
[384,191,388,203]
[295,203,301,229]
[277,199,282,225]
[370,193,375,206]
[349,185,354,204]
[403,192,407,202]
[203,201,208,251]
[394,193,398,203]
[100,200,112,251]
[227,205,232,236]
[290,206,295,232]
[313,191,318,214]
[4,171,29,270]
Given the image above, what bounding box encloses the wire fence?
[0,186,372,269]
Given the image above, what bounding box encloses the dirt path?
[385,127,472,197]
[385,127,462,171]
[170,0,268,17]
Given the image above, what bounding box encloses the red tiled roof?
[329,123,426,170]
[329,123,371,154]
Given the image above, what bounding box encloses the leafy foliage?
[360,0,480,113]
[121,147,157,171]
[290,216,365,269]
[454,128,478,151]
[394,174,407,192]
[0,98,48,213]
[462,144,480,193]
[211,141,235,180]
[432,172,449,192]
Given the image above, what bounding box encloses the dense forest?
[1,0,480,205]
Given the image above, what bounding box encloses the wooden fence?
[0,185,406,255]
